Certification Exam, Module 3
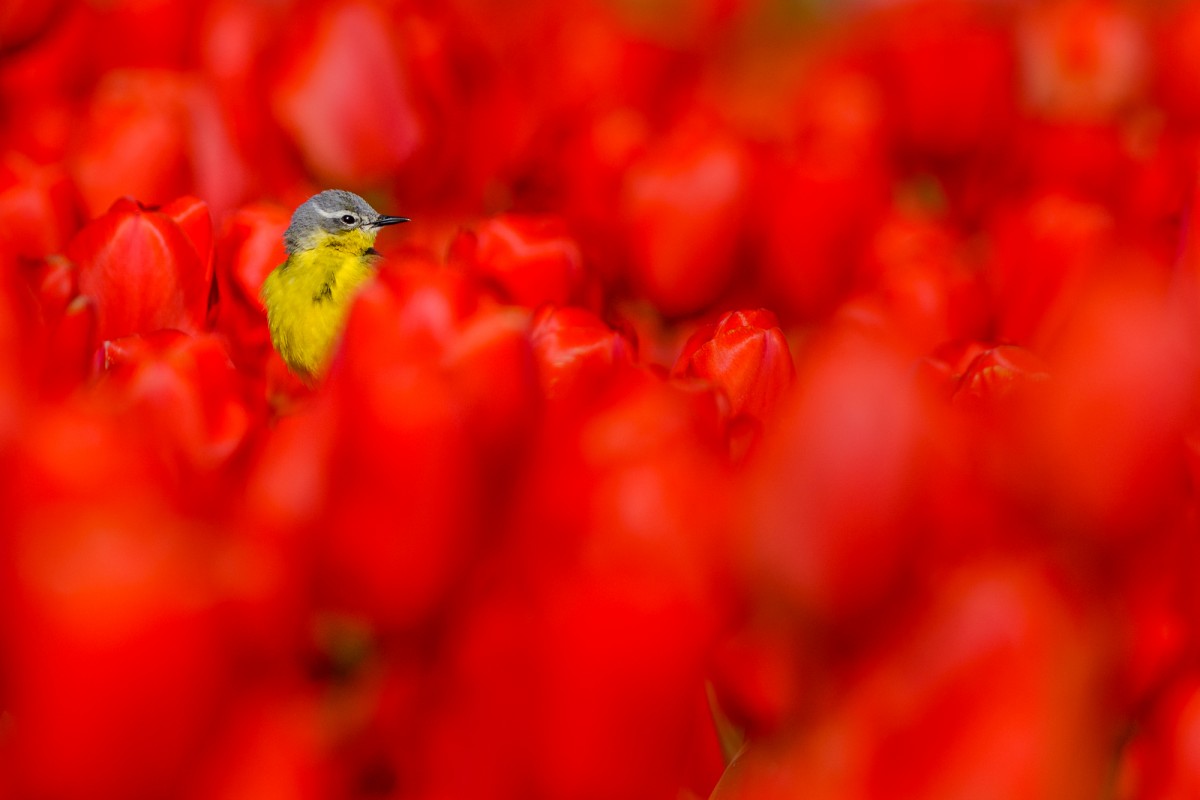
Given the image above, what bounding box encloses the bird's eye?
[341,214,356,225]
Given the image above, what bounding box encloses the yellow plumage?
[260,190,408,381]
[261,230,379,380]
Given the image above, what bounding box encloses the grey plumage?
[282,190,404,255]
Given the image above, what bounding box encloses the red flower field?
[3,0,1200,797]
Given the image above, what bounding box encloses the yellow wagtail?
[261,190,408,381]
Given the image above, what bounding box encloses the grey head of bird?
[282,189,409,255]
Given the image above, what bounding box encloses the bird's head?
[283,189,408,255]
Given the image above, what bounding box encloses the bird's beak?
[372,215,410,228]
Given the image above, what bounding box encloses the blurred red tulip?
[872,0,1017,159]
[742,331,925,621]
[713,562,1109,800]
[1025,269,1197,536]
[752,63,891,320]
[453,214,587,308]
[83,0,207,72]
[1018,0,1147,122]
[0,152,82,260]
[94,331,253,478]
[0,501,232,800]
[529,305,636,403]
[987,192,1114,347]
[674,308,794,432]
[427,573,722,800]
[311,261,532,630]
[952,344,1050,412]
[506,366,731,608]
[622,119,751,316]
[856,210,990,355]
[67,196,213,344]
[270,2,423,187]
[71,71,193,217]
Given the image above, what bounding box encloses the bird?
[260,189,408,381]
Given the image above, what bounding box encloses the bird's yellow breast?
[260,230,380,380]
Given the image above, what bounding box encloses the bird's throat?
[310,228,377,255]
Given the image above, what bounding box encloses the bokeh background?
[4,0,1200,797]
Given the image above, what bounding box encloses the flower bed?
[2,1,1200,797]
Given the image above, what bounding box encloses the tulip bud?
[674,309,794,426]
[271,2,422,185]
[453,214,586,308]
[621,120,750,316]
[529,306,635,403]
[67,196,212,343]
[0,153,82,260]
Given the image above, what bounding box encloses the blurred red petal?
[0,0,67,53]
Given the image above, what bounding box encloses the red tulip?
[0,152,82,261]
[855,210,990,356]
[426,564,724,799]
[529,305,635,403]
[1024,269,1197,537]
[0,493,232,800]
[1017,0,1147,122]
[713,563,1109,799]
[952,344,1051,411]
[741,331,925,621]
[674,308,794,430]
[67,196,213,344]
[311,261,530,631]
[621,119,751,316]
[94,331,253,478]
[453,214,587,308]
[211,203,289,370]
[986,192,1114,348]
[872,0,1018,158]
[270,2,423,186]
[752,63,891,320]
[70,71,194,217]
